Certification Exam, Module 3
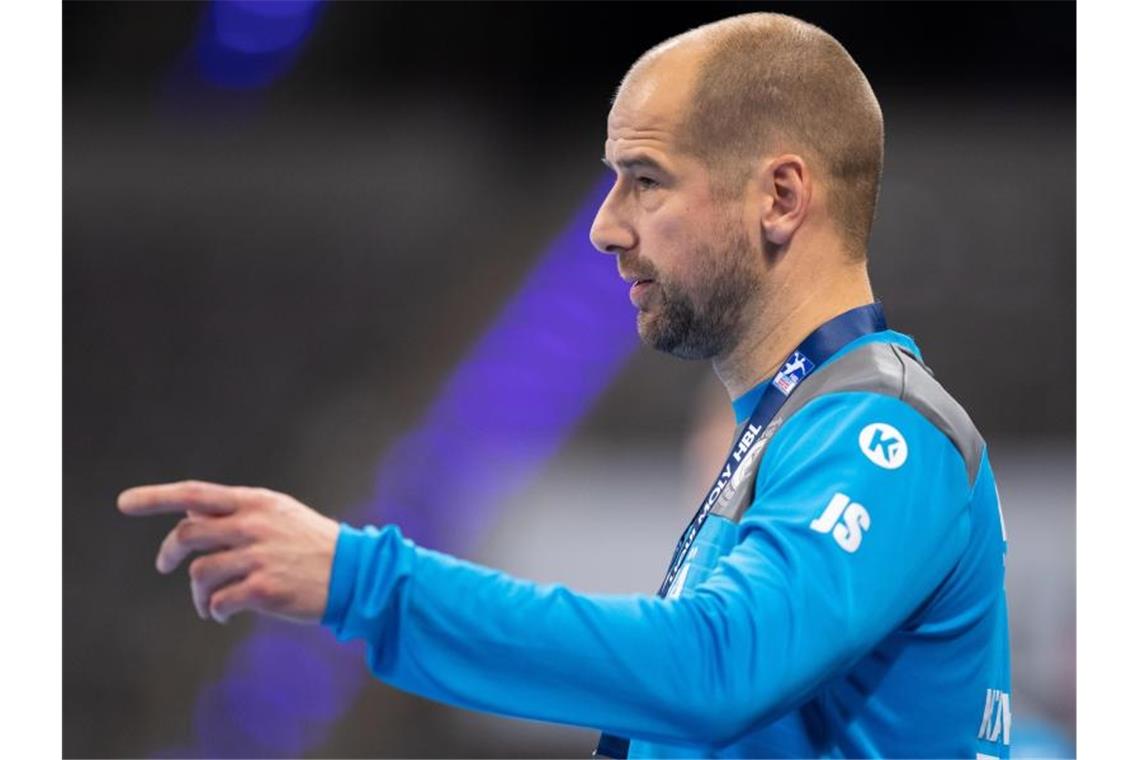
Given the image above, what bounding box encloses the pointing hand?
[118,480,340,624]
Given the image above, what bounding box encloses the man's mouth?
[620,270,654,285]
[628,278,656,307]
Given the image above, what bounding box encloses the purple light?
[161,0,324,108]
[162,176,641,758]
[194,0,323,90]
[212,1,322,54]
[358,178,639,552]
[188,623,365,757]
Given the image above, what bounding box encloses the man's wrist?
[321,523,370,634]
[321,522,414,644]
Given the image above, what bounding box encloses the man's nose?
[589,184,636,255]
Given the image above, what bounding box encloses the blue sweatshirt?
[321,331,1012,758]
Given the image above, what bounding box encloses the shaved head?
[621,13,884,257]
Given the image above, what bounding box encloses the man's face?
[590,58,760,361]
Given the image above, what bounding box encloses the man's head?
[590,13,883,360]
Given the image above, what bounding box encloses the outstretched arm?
[118,392,972,747]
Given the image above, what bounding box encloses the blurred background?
[64,1,1075,757]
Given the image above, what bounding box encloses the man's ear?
[759,154,811,247]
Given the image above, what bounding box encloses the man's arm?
[314,392,973,745]
[119,391,971,746]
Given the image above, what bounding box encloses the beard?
[634,222,758,360]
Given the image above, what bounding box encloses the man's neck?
[713,269,875,400]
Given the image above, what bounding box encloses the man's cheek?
[648,218,700,282]
[653,212,690,248]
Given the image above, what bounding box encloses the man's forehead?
[604,102,677,153]
[606,89,688,164]
[606,45,703,148]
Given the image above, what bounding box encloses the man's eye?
[635,176,660,190]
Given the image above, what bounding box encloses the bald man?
[119,13,1011,758]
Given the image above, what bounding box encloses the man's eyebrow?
[601,155,668,173]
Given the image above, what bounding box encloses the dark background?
[65,2,1074,757]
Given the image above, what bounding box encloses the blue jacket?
[321,330,1012,758]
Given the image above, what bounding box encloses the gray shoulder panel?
[895,346,986,487]
[776,342,984,485]
[710,341,984,523]
[816,343,980,484]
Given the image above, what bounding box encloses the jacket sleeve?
[321,391,972,746]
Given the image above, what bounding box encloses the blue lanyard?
[594,301,887,759]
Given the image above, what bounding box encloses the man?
[119,13,1011,758]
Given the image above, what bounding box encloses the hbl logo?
[859,422,908,469]
[772,351,815,396]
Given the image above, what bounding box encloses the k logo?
[859,422,908,469]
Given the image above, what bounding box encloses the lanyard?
[594,301,887,759]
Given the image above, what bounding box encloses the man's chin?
[637,313,702,360]
[634,308,653,332]
[635,310,662,347]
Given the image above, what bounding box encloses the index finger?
[117,480,249,517]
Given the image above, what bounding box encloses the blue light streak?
[163,0,324,102]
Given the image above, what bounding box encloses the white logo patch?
[810,493,871,553]
[977,688,1012,746]
[859,422,908,469]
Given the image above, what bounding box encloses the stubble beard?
[637,223,758,361]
